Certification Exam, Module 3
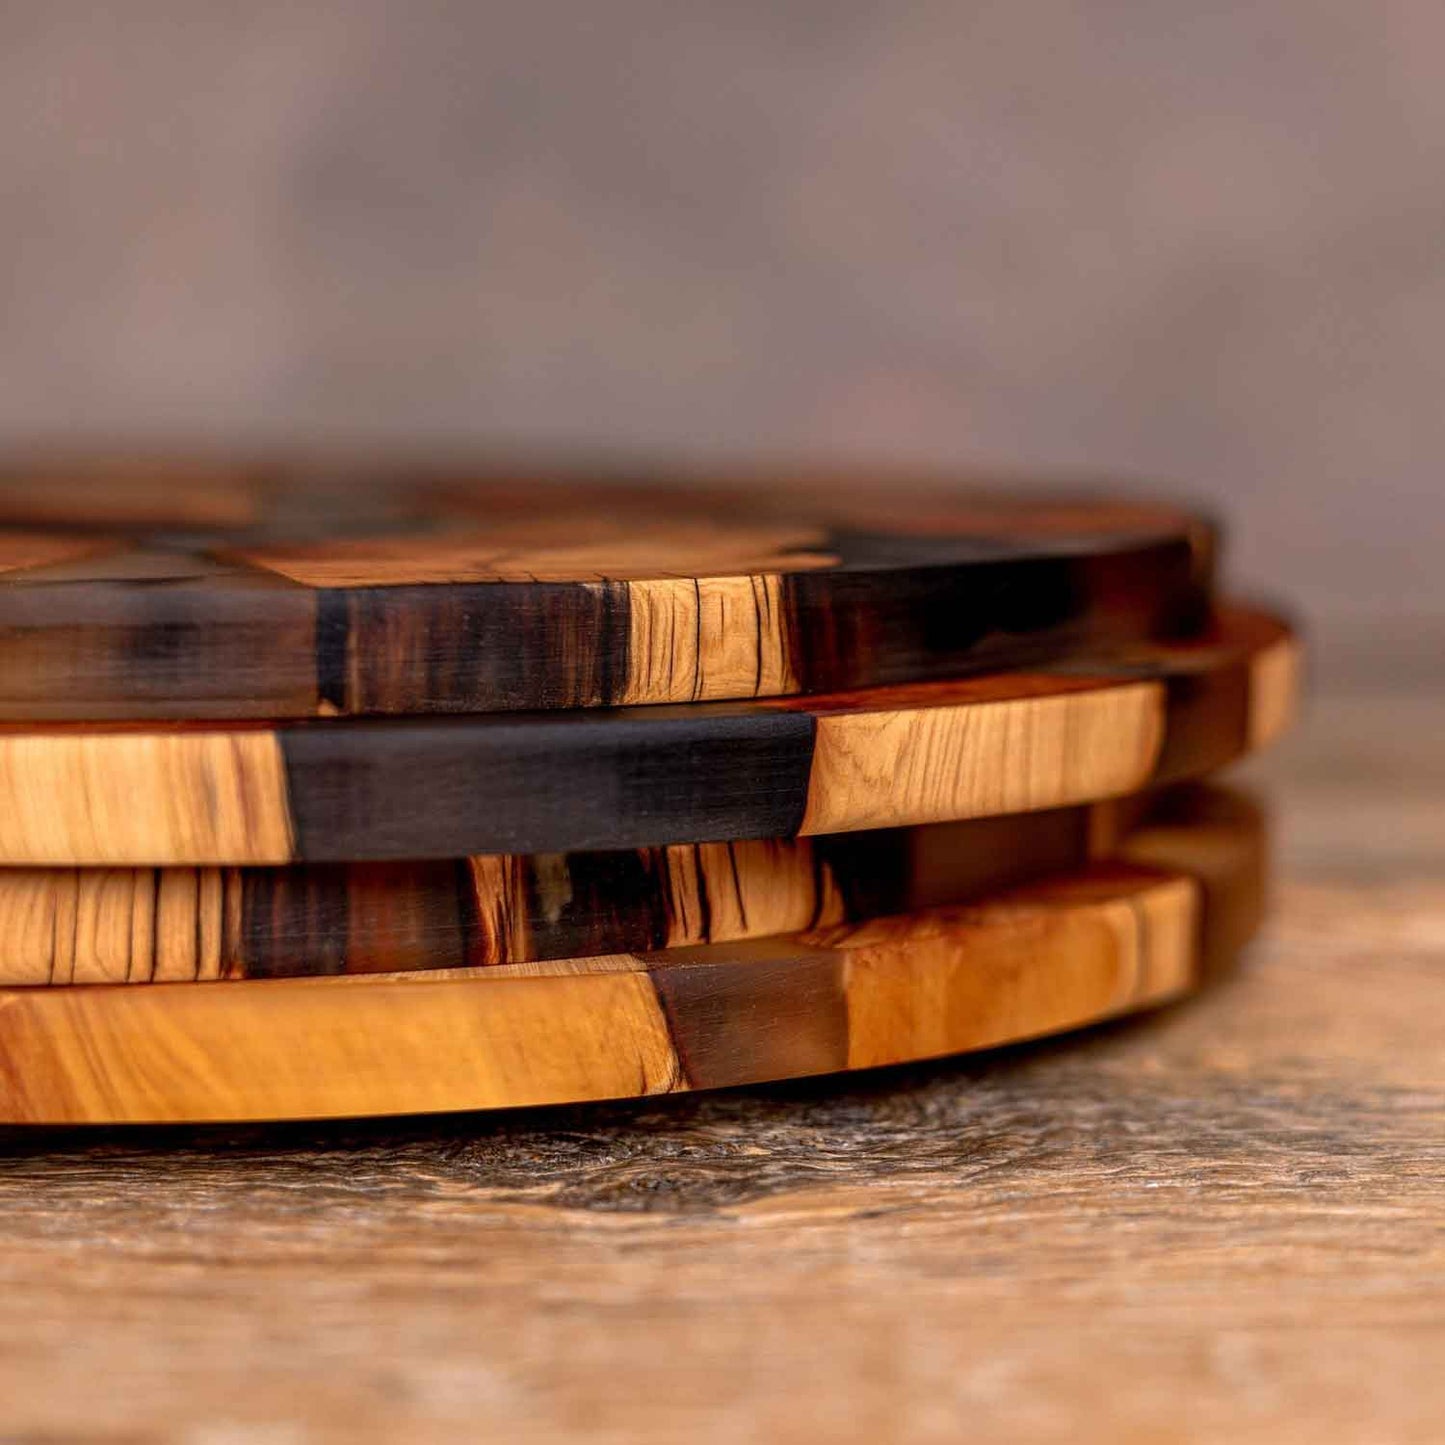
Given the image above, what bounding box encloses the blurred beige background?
[0,3,1438,675]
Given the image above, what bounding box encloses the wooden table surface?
[0,683,1439,1443]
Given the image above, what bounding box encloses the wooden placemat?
[0,788,1263,1124]
[0,463,1213,718]
[0,606,1296,864]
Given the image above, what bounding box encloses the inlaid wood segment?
[0,868,233,986]
[0,803,1130,985]
[838,872,1198,1071]
[0,466,1214,719]
[0,967,683,1125]
[0,792,1263,1123]
[799,677,1163,833]
[0,608,1296,864]
[622,574,799,704]
[0,730,293,865]
[0,549,322,719]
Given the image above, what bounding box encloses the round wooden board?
[0,788,1264,1124]
[0,461,1214,719]
[0,797,1168,986]
[0,607,1297,865]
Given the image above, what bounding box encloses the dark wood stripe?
[313,589,350,716]
[518,844,672,965]
[280,704,819,860]
[648,942,850,1091]
[341,861,471,976]
[239,864,353,978]
[325,579,636,714]
[0,554,320,718]
[783,536,1208,694]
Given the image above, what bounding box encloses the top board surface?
[0,458,1214,719]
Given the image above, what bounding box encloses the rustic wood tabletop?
[0,675,1438,1443]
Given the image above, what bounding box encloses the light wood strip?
[0,872,75,985]
[1117,790,1270,976]
[0,867,233,985]
[468,854,533,965]
[0,968,681,1124]
[153,869,227,982]
[800,679,1165,834]
[622,573,799,704]
[662,839,847,946]
[841,875,1198,1071]
[74,869,155,986]
[0,731,294,865]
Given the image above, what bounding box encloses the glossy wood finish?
[0,463,1214,719]
[0,800,1150,985]
[0,789,1264,1123]
[0,606,1297,864]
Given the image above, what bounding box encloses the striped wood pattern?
[0,800,1146,985]
[0,607,1297,864]
[0,463,1214,719]
[0,789,1264,1123]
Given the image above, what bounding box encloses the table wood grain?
[0,685,1436,1442]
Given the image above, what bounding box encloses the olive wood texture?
[0,788,1264,1124]
[0,462,1214,719]
[0,688,1430,1445]
[0,606,1297,865]
[0,799,1157,986]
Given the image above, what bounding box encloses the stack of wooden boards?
[0,464,1299,1123]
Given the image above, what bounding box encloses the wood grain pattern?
[623,572,798,703]
[0,687,1427,1445]
[0,789,1263,1123]
[0,607,1296,864]
[0,727,294,864]
[0,465,1214,718]
[0,867,232,986]
[799,675,1162,833]
[0,800,1149,985]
